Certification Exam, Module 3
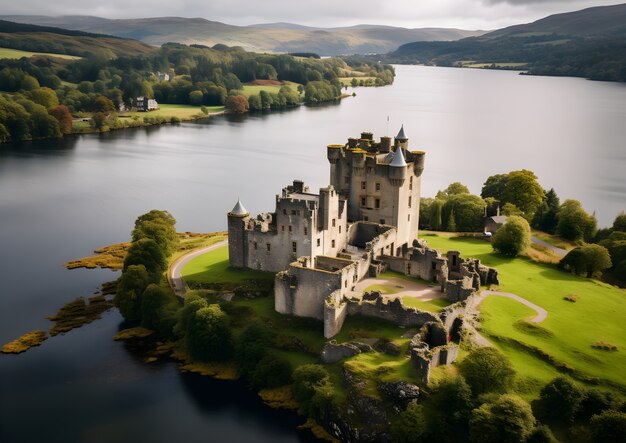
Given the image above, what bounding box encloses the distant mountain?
[485,3,626,38]
[383,3,626,83]
[0,19,155,57]
[0,15,486,55]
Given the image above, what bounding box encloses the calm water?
[1,65,625,442]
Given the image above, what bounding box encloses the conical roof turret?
[395,125,407,141]
[389,146,407,167]
[229,199,249,216]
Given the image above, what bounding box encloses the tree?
[556,200,596,242]
[28,87,59,109]
[537,376,585,422]
[532,188,560,234]
[49,105,73,135]
[599,231,626,280]
[292,364,334,416]
[123,238,167,281]
[250,354,292,388]
[94,96,115,113]
[188,90,204,106]
[459,347,515,395]
[481,173,509,202]
[442,194,485,232]
[225,95,249,114]
[429,199,444,230]
[590,410,626,442]
[114,264,151,322]
[391,403,428,443]
[503,170,544,221]
[441,182,470,198]
[559,244,612,278]
[20,75,40,91]
[526,425,559,443]
[469,395,536,443]
[140,284,179,337]
[492,215,531,256]
[502,203,523,217]
[235,321,274,382]
[132,211,178,257]
[173,293,208,338]
[613,211,626,232]
[91,112,108,131]
[185,304,233,361]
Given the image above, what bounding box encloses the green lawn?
[420,232,626,396]
[402,296,451,313]
[181,245,274,285]
[239,81,301,97]
[0,47,81,60]
[120,104,223,120]
[337,77,376,86]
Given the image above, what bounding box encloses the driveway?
[168,240,228,298]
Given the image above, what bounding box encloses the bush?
[173,293,208,338]
[537,376,585,422]
[391,403,428,443]
[526,424,559,443]
[140,284,179,338]
[292,364,334,416]
[459,347,515,395]
[469,394,536,443]
[185,304,234,361]
[250,354,292,388]
[556,199,596,242]
[559,244,612,278]
[114,264,151,322]
[590,410,626,442]
[235,321,274,382]
[492,215,531,256]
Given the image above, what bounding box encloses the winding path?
[531,235,568,257]
[168,240,228,298]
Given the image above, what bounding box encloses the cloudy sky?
[3,0,622,29]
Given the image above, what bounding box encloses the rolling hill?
[0,19,155,58]
[0,15,486,56]
[383,3,626,82]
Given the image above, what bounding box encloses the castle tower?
[327,126,425,253]
[227,199,249,268]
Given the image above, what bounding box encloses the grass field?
[338,77,377,86]
[420,231,626,396]
[120,104,223,120]
[181,245,273,285]
[240,81,301,97]
[0,47,81,60]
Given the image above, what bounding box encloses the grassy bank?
[420,231,626,396]
[0,47,81,60]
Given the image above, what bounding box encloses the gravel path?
[531,235,568,257]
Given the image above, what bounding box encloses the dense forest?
[0,38,394,143]
[384,34,626,82]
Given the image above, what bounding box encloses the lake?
[1,65,625,442]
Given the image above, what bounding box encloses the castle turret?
[395,125,409,151]
[388,147,408,187]
[227,199,249,268]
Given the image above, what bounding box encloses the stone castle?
[227,128,498,348]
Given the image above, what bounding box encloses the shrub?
[250,354,292,388]
[390,403,428,443]
[492,215,531,256]
[292,364,333,416]
[559,244,612,278]
[591,341,618,351]
[469,394,536,443]
[590,410,626,442]
[459,347,515,395]
[563,294,578,302]
[185,304,234,361]
[537,376,585,422]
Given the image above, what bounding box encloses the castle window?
[375,183,380,191]
[332,240,336,248]
[409,176,413,190]
[339,226,341,233]
[367,167,373,173]
[317,238,321,247]
[353,274,358,283]
[283,209,287,215]
[344,280,347,288]
[408,196,412,207]
[361,197,366,206]
[364,216,369,221]
[291,209,296,215]
[408,214,411,221]
[375,199,380,209]
[253,242,258,250]
[281,225,285,232]
[380,219,385,224]
[432,262,436,270]
[289,225,292,232]
[292,242,297,253]
[304,227,308,235]
[266,243,271,252]
[361,181,366,190]
[332,218,336,227]
[297,210,301,215]
[345,176,349,184]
